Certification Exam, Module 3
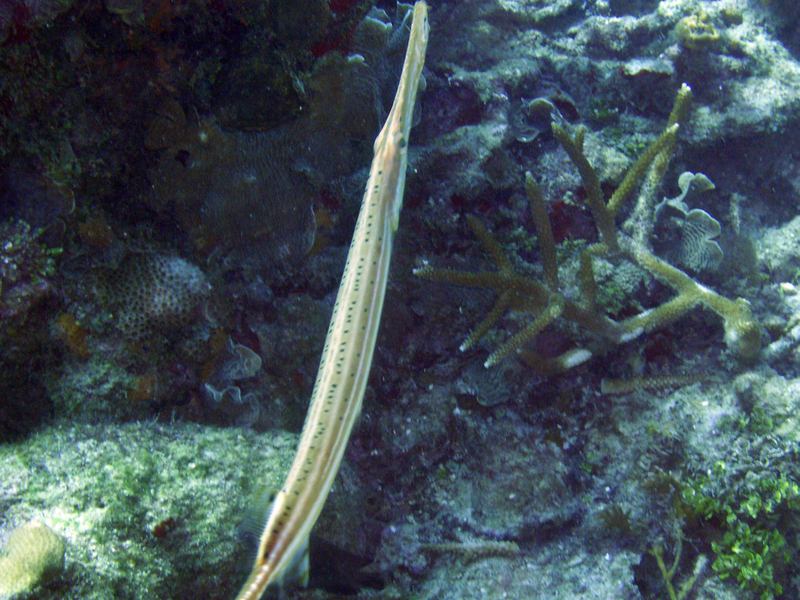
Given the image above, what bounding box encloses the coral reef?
[3,0,800,599]
[0,162,74,232]
[145,102,320,269]
[0,422,296,600]
[0,0,78,44]
[144,6,413,273]
[202,339,263,427]
[653,172,721,274]
[675,11,722,51]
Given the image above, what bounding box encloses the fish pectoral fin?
[296,538,310,588]
[267,537,310,600]
[282,535,310,590]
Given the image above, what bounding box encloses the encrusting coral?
[415,84,761,375]
[675,10,722,51]
[144,6,416,272]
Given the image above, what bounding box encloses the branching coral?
[415,84,760,374]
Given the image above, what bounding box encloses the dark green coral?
[0,220,62,320]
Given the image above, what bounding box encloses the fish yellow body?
[234,3,429,599]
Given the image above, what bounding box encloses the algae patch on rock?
[0,422,297,600]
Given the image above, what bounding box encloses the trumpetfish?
[233,2,429,598]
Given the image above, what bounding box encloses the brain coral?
[0,520,65,598]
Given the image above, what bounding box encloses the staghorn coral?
[0,520,65,598]
[415,84,761,375]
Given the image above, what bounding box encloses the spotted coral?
[108,253,211,340]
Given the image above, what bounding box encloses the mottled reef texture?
[2,1,800,599]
